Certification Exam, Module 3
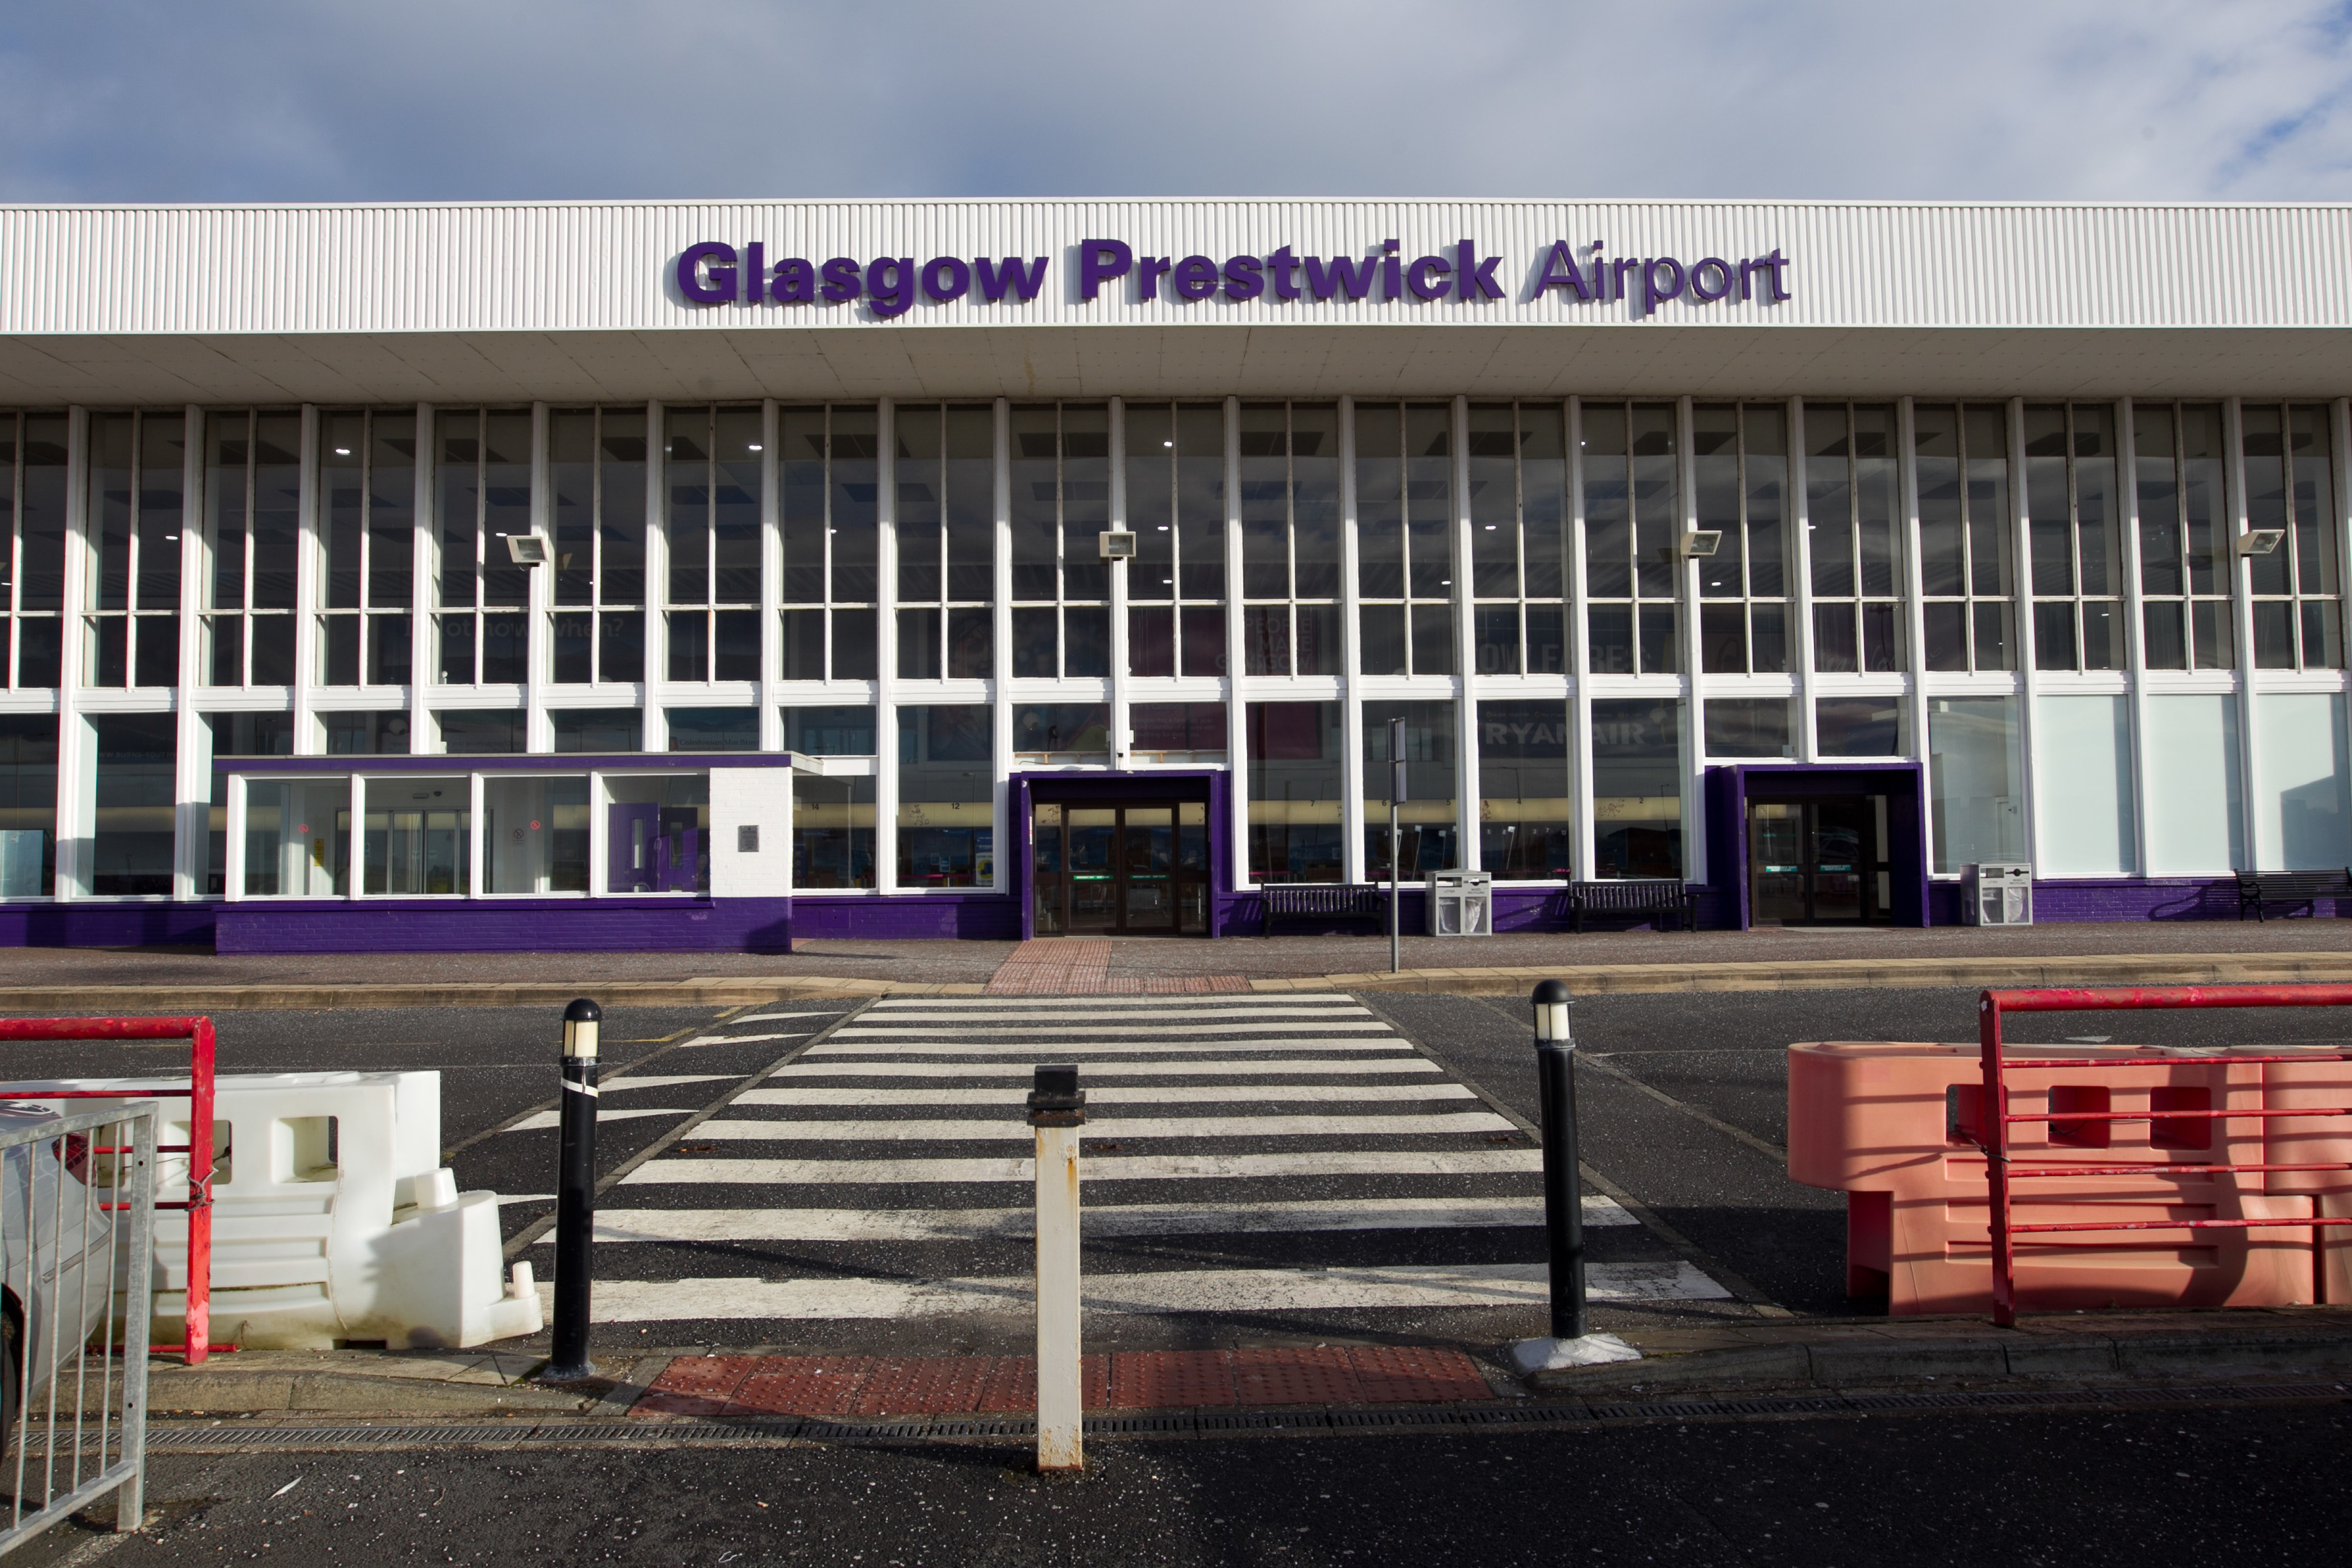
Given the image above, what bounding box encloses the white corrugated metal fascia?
[3,200,2351,337]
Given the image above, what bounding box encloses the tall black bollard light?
[1509,980,1642,1375]
[547,997,601,1381]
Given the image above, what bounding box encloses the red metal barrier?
[0,1016,214,1363]
[1977,984,2352,1327]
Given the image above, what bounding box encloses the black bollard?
[548,997,601,1380]
[1531,979,1585,1341]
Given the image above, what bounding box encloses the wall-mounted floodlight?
[2237,528,2284,557]
[506,534,551,567]
[1098,531,1138,560]
[1680,531,1723,559]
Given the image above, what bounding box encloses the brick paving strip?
[984,939,1250,996]
[631,1346,1493,1418]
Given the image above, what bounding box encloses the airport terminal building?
[0,197,2345,951]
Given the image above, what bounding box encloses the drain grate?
[136,1379,2352,1454]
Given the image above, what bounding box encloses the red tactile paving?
[1229,1346,1361,1406]
[987,939,1251,996]
[1100,1349,1239,1408]
[637,1347,1493,1418]
[636,1355,764,1416]
[1343,1344,1496,1403]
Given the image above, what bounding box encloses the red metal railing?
[0,1017,215,1363]
[1977,984,2352,1328]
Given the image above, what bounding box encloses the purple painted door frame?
[1704,761,1929,931]
[1008,769,1231,940]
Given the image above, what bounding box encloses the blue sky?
[2,1,2348,203]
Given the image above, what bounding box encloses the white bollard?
[1026,1064,1085,1473]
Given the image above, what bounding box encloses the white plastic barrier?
[4,1071,541,1350]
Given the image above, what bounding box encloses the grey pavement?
[0,916,2344,995]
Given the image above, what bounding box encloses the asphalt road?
[23,1400,2351,1567]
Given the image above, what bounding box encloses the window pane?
[1247,701,1342,884]
[1363,700,1457,879]
[2035,695,2134,876]
[2254,693,2351,870]
[1591,698,1681,878]
[484,775,590,894]
[897,705,995,888]
[362,775,469,895]
[2144,694,2243,873]
[1703,698,1790,759]
[1816,698,1904,758]
[794,775,875,889]
[1927,697,2025,874]
[1477,699,1570,878]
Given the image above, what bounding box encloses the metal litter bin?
[1426,869,1493,936]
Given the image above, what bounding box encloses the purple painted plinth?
[0,903,218,948]
[214,897,794,955]
[787,894,1021,941]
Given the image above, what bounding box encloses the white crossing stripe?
[542,1261,1728,1323]
[726,1011,847,1023]
[599,1074,736,1093]
[768,1058,1445,1079]
[805,1038,1415,1057]
[626,1150,1544,1185]
[868,993,1359,1008]
[835,1021,1390,1037]
[679,1032,809,1048]
[554,1195,1634,1244]
[690,1111,1517,1141]
[739,1083,1479,1106]
[857,1007,1376,1024]
[502,1106,695,1132]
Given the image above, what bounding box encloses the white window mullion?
[640,401,668,753]
[1338,394,1364,889]
[1567,397,1594,885]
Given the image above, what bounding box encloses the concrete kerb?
[1525,1307,2352,1395]
[0,950,2348,1012]
[129,1310,2352,1419]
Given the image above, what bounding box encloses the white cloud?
[1,0,2349,202]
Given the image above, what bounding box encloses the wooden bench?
[1567,879,1698,933]
[1262,883,1389,936]
[2234,868,2352,921]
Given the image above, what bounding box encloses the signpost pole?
[1389,716,1405,976]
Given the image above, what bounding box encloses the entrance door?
[1747,795,1890,926]
[1032,800,1207,935]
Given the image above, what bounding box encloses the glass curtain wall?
[89,714,176,894]
[2024,404,2123,671]
[1,415,69,688]
[1927,697,2025,873]
[1804,404,1903,672]
[435,410,531,686]
[1469,404,1568,674]
[1694,404,1791,674]
[2133,403,2234,670]
[1124,403,1228,679]
[1008,404,1111,679]
[84,412,184,690]
[2241,404,2344,669]
[316,410,415,689]
[894,404,995,680]
[1913,404,2016,671]
[1583,402,1679,674]
[549,407,648,685]
[1356,404,1455,676]
[0,714,55,896]
[667,404,765,684]
[203,411,301,687]
[780,406,880,683]
[1238,404,1342,676]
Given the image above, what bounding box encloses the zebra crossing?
[552,992,1728,1331]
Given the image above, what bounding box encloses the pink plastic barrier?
[1788,1041,2346,1315]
